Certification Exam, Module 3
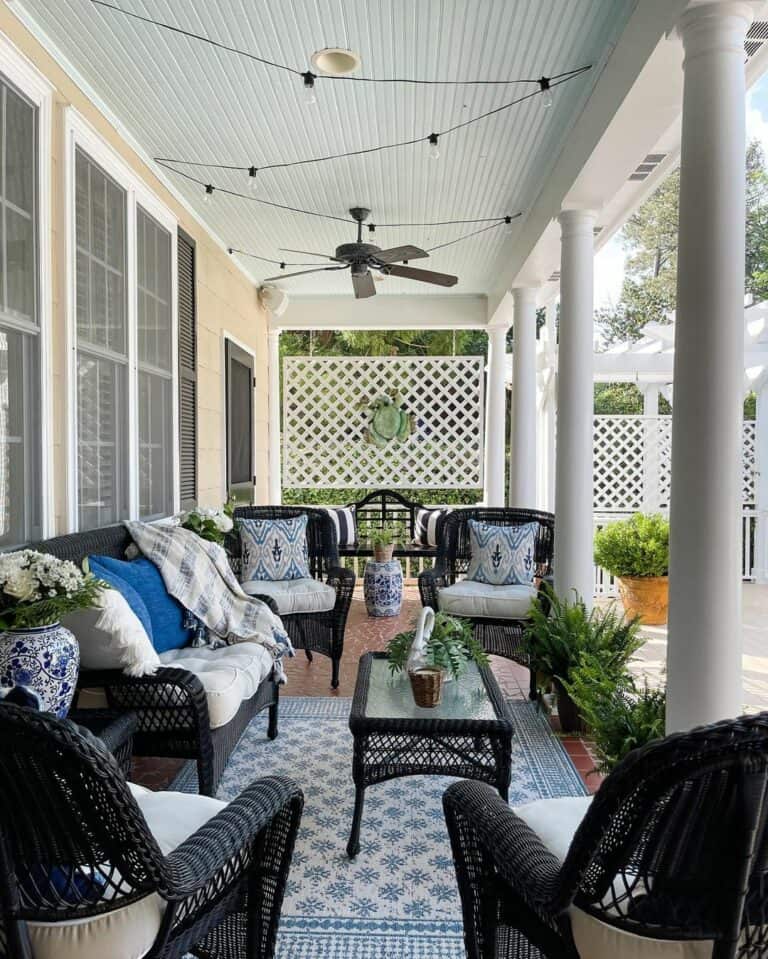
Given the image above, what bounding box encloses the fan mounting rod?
[349,207,371,243]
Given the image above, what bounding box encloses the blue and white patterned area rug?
[174,697,586,959]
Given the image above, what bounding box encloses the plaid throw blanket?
[125,521,294,682]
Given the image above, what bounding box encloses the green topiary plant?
[562,661,666,772]
[386,612,488,679]
[593,513,669,578]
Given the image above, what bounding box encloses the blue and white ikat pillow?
[466,519,537,586]
[240,515,311,582]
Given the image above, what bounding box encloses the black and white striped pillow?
[322,507,357,547]
[413,508,449,548]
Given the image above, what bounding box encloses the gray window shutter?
[177,229,197,507]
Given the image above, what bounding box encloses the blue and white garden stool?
[363,559,403,617]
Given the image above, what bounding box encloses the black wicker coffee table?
[347,651,514,858]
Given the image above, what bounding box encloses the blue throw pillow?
[466,520,537,587]
[88,557,154,642]
[239,515,311,582]
[89,556,189,654]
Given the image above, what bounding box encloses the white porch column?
[509,287,538,507]
[267,328,282,503]
[554,209,596,607]
[754,383,768,584]
[485,323,510,506]
[666,1,753,733]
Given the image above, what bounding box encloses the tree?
[597,141,768,345]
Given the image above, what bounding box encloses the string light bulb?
[248,166,258,194]
[368,223,376,233]
[302,71,317,105]
[203,183,214,204]
[428,133,440,160]
[539,76,553,109]
[504,215,514,236]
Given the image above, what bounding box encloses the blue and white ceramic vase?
[364,559,404,617]
[0,623,80,717]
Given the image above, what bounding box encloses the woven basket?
[409,667,443,708]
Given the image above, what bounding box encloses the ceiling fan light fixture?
[310,48,362,76]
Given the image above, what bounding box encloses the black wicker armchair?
[228,507,356,689]
[444,711,768,959]
[419,508,555,698]
[34,524,280,797]
[0,704,302,959]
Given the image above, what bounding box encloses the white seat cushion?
[241,577,336,615]
[159,642,273,729]
[437,580,537,619]
[27,785,227,959]
[513,797,712,959]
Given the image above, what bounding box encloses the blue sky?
[593,74,768,309]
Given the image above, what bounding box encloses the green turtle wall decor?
[362,393,415,448]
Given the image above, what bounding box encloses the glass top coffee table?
[346,651,514,858]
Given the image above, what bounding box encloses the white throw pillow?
[62,587,161,677]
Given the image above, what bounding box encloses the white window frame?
[64,108,179,531]
[0,34,54,540]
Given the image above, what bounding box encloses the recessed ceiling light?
[311,48,362,76]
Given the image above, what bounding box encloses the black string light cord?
[91,1,587,88]
[154,68,590,180]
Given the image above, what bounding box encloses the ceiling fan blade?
[262,265,349,281]
[352,270,376,299]
[374,244,429,264]
[279,247,344,263]
[384,264,458,287]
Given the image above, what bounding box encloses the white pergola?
[268,2,765,736]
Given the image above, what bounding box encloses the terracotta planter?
[616,575,669,625]
[554,678,583,734]
[373,544,395,563]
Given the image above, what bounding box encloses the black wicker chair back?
[228,506,339,580]
[32,523,134,564]
[437,508,555,583]
[564,713,768,955]
[444,712,768,959]
[0,705,164,930]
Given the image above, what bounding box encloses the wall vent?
[628,153,667,182]
[548,270,561,282]
[746,21,768,59]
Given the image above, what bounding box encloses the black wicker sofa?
[35,523,280,797]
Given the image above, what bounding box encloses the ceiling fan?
[263,207,459,299]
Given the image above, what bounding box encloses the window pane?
[5,207,34,318]
[0,327,40,546]
[0,75,40,546]
[75,150,128,531]
[139,370,173,519]
[77,351,127,531]
[137,208,171,371]
[5,86,34,214]
[75,149,126,356]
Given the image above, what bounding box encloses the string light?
[539,76,553,109]
[504,215,514,236]
[248,166,258,194]
[203,183,214,204]
[156,66,590,185]
[301,71,317,105]
[427,133,440,160]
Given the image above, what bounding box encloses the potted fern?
[523,588,642,732]
[593,513,669,624]
[386,609,488,707]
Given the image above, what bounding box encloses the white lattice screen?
[593,415,756,511]
[282,355,485,489]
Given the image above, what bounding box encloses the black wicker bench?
[340,489,446,561]
[34,524,280,797]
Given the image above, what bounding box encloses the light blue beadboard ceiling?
[18,0,635,295]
